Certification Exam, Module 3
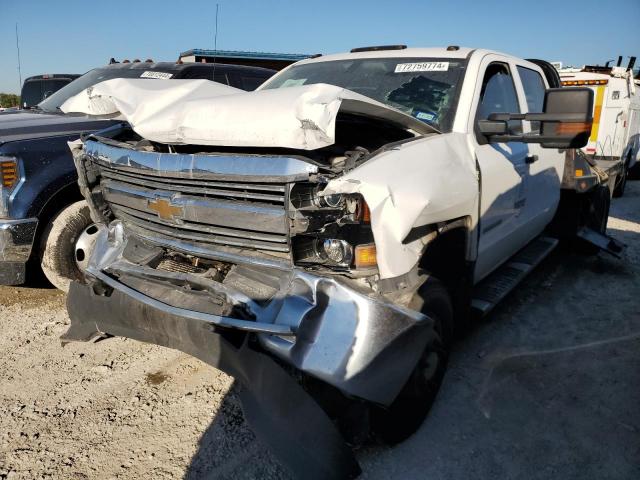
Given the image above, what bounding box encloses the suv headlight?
[0,157,21,218]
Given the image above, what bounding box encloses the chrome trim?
[100,168,287,203]
[86,266,296,337]
[0,217,38,262]
[114,210,289,253]
[101,178,289,234]
[85,140,319,183]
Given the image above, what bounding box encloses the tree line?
[0,93,20,108]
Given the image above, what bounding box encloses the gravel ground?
[1,183,639,479]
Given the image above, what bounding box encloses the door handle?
[525,154,538,164]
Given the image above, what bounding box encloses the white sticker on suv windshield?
[394,62,449,73]
[140,71,174,79]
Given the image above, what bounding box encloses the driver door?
[472,57,533,282]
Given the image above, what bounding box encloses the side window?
[517,66,546,132]
[477,62,522,134]
[178,67,229,85]
[228,73,270,91]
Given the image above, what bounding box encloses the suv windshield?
[261,57,467,132]
[38,67,174,113]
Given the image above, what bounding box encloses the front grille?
[96,164,291,253]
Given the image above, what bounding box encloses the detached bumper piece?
[65,281,360,479]
[0,218,38,285]
[63,224,434,479]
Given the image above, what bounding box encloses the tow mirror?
[478,120,507,136]
[478,87,594,149]
[539,88,593,148]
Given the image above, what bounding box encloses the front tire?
[370,276,453,444]
[40,201,97,292]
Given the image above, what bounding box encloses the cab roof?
[294,47,476,66]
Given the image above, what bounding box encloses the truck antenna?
[15,23,22,91]
[212,3,220,75]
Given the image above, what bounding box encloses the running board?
[471,236,559,316]
[576,227,625,258]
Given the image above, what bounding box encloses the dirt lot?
[1,183,639,480]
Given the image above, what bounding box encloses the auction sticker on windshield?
[394,62,449,73]
[140,71,174,79]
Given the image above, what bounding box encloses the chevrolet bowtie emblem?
[147,197,184,221]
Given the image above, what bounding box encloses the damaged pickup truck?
[62,46,622,478]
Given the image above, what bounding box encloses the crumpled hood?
[0,111,114,144]
[61,79,436,150]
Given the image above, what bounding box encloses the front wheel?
[370,276,453,444]
[40,201,98,292]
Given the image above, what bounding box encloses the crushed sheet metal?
[322,133,478,279]
[61,80,436,150]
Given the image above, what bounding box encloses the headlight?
[291,187,377,270]
[0,157,21,218]
[321,238,353,266]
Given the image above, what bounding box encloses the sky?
[0,0,638,94]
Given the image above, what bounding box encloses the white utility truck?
[559,57,640,195]
[62,46,622,479]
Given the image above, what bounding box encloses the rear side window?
[477,62,522,134]
[517,66,546,132]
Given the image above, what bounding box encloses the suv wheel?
[40,201,98,292]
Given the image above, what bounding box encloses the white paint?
[322,133,478,279]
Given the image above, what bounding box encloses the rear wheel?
[40,201,98,292]
[612,155,629,198]
[574,184,611,255]
[370,276,453,444]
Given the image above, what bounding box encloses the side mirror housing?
[540,88,593,148]
[479,87,594,149]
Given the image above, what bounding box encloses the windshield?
[38,67,173,112]
[261,57,467,132]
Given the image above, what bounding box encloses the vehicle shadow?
[184,382,291,479]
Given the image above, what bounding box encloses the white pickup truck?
[63,46,622,479]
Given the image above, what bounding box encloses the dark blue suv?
[0,61,275,289]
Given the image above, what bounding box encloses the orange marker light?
[575,169,584,177]
[0,160,18,188]
[555,122,592,135]
[358,199,371,223]
[354,244,377,269]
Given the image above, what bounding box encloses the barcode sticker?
[394,62,449,73]
[140,71,174,79]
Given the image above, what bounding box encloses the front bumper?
[0,218,38,285]
[63,222,435,479]
[64,222,434,406]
